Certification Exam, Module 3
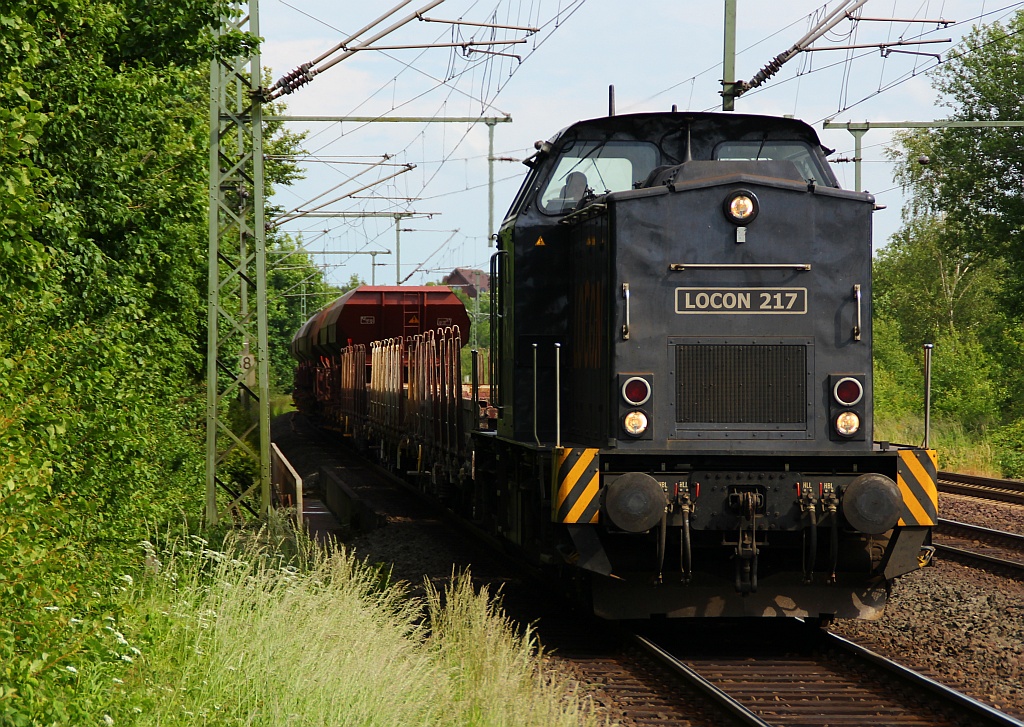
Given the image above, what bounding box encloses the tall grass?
[874,413,999,475]
[113,527,602,726]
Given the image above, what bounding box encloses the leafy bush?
[0,2,215,722]
[990,418,1024,479]
[0,308,207,724]
[872,318,923,420]
[926,332,1000,430]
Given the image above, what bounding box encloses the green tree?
[0,2,305,721]
[875,12,1024,436]
[891,12,1024,311]
[928,330,1000,429]
[451,287,490,351]
[874,214,1005,346]
[872,317,921,419]
[267,235,341,392]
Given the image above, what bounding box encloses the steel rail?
[823,631,1024,726]
[937,518,1024,545]
[934,543,1024,574]
[631,633,773,727]
[938,471,1024,505]
[633,628,1024,726]
[934,518,1024,575]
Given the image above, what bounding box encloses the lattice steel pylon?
[205,0,271,525]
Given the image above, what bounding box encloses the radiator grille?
[675,344,806,424]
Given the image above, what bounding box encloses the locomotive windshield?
[539,140,659,214]
[713,140,827,184]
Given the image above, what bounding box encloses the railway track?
[279,423,1023,725]
[938,471,1024,505]
[632,622,1024,727]
[933,518,1024,576]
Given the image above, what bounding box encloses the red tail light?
[622,376,651,406]
[833,377,863,406]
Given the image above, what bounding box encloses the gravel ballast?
[830,493,1024,719]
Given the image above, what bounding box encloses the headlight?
[623,410,648,437]
[835,411,861,437]
[723,190,759,224]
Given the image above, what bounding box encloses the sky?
[256,0,1018,291]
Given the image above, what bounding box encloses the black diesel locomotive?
[293,110,938,621]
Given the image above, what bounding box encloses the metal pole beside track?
[205,0,272,525]
[923,343,934,449]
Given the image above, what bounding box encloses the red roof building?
[442,267,489,298]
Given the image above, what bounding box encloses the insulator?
[274,63,313,91]
[749,55,785,89]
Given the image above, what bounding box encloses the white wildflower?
[112,678,124,684]
[202,549,226,563]
[44,606,59,612]
[129,646,141,656]
[119,574,134,586]
[65,665,78,674]
[121,654,133,663]
[69,618,82,625]
[103,715,114,725]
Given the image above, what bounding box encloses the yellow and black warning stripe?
[552,447,600,524]
[896,449,938,527]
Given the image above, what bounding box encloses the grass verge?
[109,524,602,726]
[874,414,999,475]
